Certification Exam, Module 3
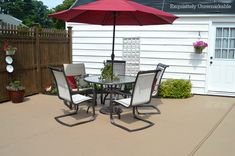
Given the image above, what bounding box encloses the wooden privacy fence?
[0,23,72,102]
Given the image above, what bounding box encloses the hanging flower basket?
[2,40,17,55]
[193,41,208,54]
[6,49,16,55]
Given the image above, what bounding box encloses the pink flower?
[193,40,208,48]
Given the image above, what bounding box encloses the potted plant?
[193,40,208,54]
[100,61,119,81]
[3,40,17,55]
[6,80,25,103]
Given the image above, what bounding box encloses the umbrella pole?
[111,11,116,80]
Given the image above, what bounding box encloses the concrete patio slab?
[193,101,235,156]
[0,94,234,156]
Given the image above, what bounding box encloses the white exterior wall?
[66,15,235,95]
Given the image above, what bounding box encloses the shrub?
[158,79,192,98]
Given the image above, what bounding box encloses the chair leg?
[110,106,154,132]
[100,91,103,104]
[133,107,154,130]
[114,106,122,119]
[102,93,109,104]
[86,106,90,113]
[63,100,74,110]
[86,88,99,113]
[55,102,95,127]
[86,101,96,116]
[136,104,161,115]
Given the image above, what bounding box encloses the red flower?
[3,40,8,51]
[2,40,17,51]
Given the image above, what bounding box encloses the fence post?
[67,26,72,63]
[34,26,42,92]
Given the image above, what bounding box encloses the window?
[215,27,235,59]
[122,37,140,76]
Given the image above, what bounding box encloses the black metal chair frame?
[110,69,160,132]
[49,66,95,127]
[136,63,169,115]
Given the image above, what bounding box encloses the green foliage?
[0,0,77,28]
[6,80,25,91]
[52,0,76,29]
[0,0,25,18]
[0,0,54,28]
[17,24,29,30]
[31,1,54,28]
[50,87,58,95]
[124,83,134,91]
[100,61,119,80]
[100,62,113,80]
[158,79,192,98]
[44,83,58,95]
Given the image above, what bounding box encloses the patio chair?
[102,60,126,104]
[49,66,95,127]
[63,63,92,94]
[107,60,126,76]
[136,63,169,115]
[63,63,102,108]
[111,69,160,132]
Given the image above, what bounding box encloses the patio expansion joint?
[188,103,235,156]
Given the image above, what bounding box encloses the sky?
[39,0,64,9]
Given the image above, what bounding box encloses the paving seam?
[188,103,235,156]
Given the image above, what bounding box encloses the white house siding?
[66,15,234,95]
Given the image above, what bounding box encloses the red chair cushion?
[66,76,77,89]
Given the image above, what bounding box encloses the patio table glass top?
[84,75,136,86]
[84,75,136,115]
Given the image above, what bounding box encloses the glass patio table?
[84,75,136,115]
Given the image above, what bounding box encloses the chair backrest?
[156,63,169,83]
[131,70,160,106]
[152,63,169,96]
[63,63,86,76]
[106,60,126,76]
[49,67,72,102]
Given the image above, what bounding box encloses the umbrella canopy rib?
[128,12,143,26]
[150,13,172,24]
[68,10,87,22]
[101,11,114,25]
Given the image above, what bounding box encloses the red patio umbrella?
[49,0,178,76]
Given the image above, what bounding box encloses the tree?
[31,1,53,28]
[0,0,53,27]
[0,0,75,29]
[52,0,76,29]
[0,0,25,19]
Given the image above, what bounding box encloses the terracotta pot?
[8,90,25,103]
